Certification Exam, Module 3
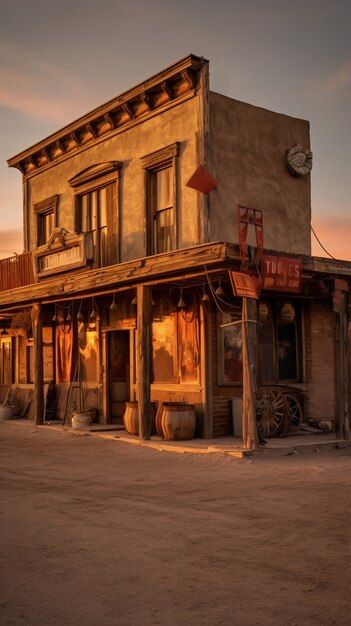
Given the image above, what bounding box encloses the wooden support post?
[101,331,109,425]
[334,291,351,440]
[200,300,213,439]
[242,297,260,450]
[31,303,44,425]
[136,285,152,440]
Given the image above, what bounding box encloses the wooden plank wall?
[0,253,34,292]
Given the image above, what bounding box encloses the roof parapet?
[7,54,208,177]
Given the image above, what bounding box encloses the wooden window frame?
[151,292,200,385]
[258,300,302,385]
[70,162,122,268]
[0,336,14,385]
[217,307,243,387]
[141,143,179,256]
[216,301,302,387]
[34,195,58,248]
[26,340,34,384]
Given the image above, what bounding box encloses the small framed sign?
[229,271,259,299]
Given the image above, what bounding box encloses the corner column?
[242,297,260,450]
[334,290,351,439]
[136,285,152,440]
[31,303,44,425]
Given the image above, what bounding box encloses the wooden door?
[109,331,130,422]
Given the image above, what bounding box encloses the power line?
[311,224,336,260]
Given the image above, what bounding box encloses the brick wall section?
[305,301,335,420]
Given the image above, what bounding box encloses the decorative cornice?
[140,143,180,169]
[7,54,208,177]
[33,194,59,214]
[160,80,172,101]
[68,162,122,188]
[140,92,153,111]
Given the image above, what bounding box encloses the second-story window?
[69,162,121,268]
[150,164,175,254]
[77,185,110,267]
[141,143,179,255]
[34,195,58,247]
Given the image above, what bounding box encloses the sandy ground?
[0,421,350,626]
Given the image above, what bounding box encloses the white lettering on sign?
[39,245,82,271]
[261,255,302,292]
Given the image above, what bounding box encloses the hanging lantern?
[88,320,97,331]
[89,297,97,319]
[215,281,224,297]
[177,288,186,309]
[201,291,210,302]
[66,311,72,322]
[110,293,118,311]
[258,302,270,322]
[280,302,295,322]
[76,300,83,321]
[131,292,137,306]
[52,303,58,323]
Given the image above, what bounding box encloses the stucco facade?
[27,97,201,261]
[209,92,311,255]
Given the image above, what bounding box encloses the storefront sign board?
[261,255,302,292]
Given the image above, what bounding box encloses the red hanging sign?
[261,255,302,292]
[238,206,264,263]
[229,271,259,299]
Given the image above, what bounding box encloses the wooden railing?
[0,252,35,292]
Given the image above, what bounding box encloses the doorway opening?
[108,330,130,424]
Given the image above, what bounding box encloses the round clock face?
[286,144,313,176]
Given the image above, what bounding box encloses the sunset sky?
[0,0,350,260]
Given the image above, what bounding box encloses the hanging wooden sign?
[229,271,259,299]
[33,228,93,279]
[261,255,302,292]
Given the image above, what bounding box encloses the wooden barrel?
[161,403,196,441]
[124,402,139,435]
[123,402,157,435]
[155,402,164,437]
[0,405,16,421]
[72,410,94,430]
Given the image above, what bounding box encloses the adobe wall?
[27,97,200,262]
[209,92,311,255]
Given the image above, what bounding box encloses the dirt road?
[0,421,350,626]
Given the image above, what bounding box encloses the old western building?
[0,54,350,445]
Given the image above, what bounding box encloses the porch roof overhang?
[0,242,239,312]
[0,242,350,314]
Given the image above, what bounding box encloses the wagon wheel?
[256,389,286,438]
[283,394,303,434]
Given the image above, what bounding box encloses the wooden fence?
[0,252,35,292]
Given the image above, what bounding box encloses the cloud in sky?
[0,228,23,259]
[311,214,351,261]
[311,59,351,96]
[0,43,90,124]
